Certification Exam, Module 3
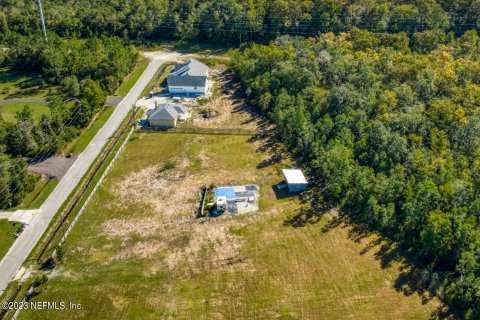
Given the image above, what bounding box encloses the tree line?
[230,30,480,318]
[1,0,479,44]
[0,35,138,209]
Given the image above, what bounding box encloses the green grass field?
[65,107,114,154]
[20,132,440,320]
[0,68,53,100]
[116,58,149,97]
[0,220,20,261]
[0,102,50,122]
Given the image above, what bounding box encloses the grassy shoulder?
[64,106,114,155]
[140,62,174,97]
[8,179,58,211]
[115,57,149,97]
[19,132,440,320]
[0,220,21,260]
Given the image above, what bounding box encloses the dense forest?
[0,35,137,209]
[1,0,479,44]
[230,30,480,318]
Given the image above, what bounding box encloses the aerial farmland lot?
[20,128,439,319]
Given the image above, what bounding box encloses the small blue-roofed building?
[214,185,259,214]
[282,169,308,193]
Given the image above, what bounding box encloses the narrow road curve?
[0,51,180,295]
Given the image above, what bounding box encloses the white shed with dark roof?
[167,59,209,95]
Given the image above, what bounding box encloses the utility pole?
[36,0,47,42]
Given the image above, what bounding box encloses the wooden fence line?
[141,126,268,136]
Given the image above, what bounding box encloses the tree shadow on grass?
[345,217,455,317]
[283,188,333,228]
[281,190,454,318]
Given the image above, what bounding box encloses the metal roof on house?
[167,59,208,87]
[171,59,208,77]
[282,169,308,185]
[147,103,188,121]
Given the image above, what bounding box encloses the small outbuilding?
[147,103,189,128]
[167,59,209,95]
[282,169,308,193]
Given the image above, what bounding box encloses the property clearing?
[19,131,441,319]
[0,102,50,123]
[0,68,54,100]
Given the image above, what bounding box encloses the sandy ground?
[191,67,269,131]
[98,137,257,273]
[29,155,78,180]
[0,209,38,224]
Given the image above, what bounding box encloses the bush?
[56,245,65,261]
[1,86,10,95]
[33,274,48,287]
[163,161,176,170]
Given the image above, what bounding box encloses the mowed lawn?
[0,68,53,100]
[0,102,50,122]
[21,133,440,320]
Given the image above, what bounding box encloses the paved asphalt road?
[0,51,180,295]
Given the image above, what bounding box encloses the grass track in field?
[20,132,439,320]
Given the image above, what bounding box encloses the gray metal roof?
[168,59,208,87]
[148,103,188,121]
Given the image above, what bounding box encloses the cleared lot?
[20,131,440,319]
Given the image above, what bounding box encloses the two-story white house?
[167,59,209,95]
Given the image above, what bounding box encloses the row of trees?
[1,0,479,44]
[0,79,106,209]
[231,31,480,318]
[0,35,138,209]
[2,34,138,94]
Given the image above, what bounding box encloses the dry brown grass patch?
[164,217,251,273]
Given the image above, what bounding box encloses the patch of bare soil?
[164,217,251,273]
[102,148,251,270]
[29,155,78,179]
